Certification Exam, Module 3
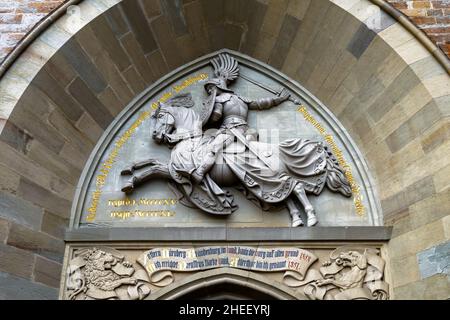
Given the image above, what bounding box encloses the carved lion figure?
[66,248,150,300]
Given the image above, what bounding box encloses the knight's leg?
[122,164,170,193]
[286,197,304,227]
[293,183,318,227]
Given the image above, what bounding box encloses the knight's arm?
[243,94,290,110]
[210,102,223,122]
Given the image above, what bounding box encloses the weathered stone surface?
[74,26,104,62]
[9,104,66,155]
[268,14,301,69]
[0,271,57,300]
[0,243,34,278]
[382,176,436,220]
[33,256,62,288]
[94,90,120,121]
[122,66,147,95]
[104,6,129,37]
[68,77,114,130]
[120,0,158,54]
[150,15,183,69]
[17,178,71,220]
[0,121,33,154]
[368,67,421,123]
[48,109,94,158]
[417,240,450,279]
[7,223,64,263]
[223,23,243,51]
[421,120,450,154]
[389,218,446,260]
[393,274,450,300]
[89,15,131,71]
[40,210,68,240]
[59,40,107,94]
[385,100,441,153]
[239,0,267,55]
[0,217,9,243]
[30,70,84,123]
[146,49,169,79]
[93,52,135,106]
[434,162,450,193]
[0,163,20,195]
[161,0,189,37]
[43,53,77,89]
[389,254,420,288]
[26,139,80,187]
[120,32,155,84]
[0,190,44,233]
[140,0,162,19]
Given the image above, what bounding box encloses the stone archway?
[149,268,303,300]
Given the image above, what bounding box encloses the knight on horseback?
[190,53,290,184]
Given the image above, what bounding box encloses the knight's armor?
[191,78,288,184]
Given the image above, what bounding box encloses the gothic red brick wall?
[387,0,450,56]
[0,0,64,60]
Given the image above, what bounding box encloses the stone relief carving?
[65,247,151,300]
[284,247,389,300]
[64,246,388,300]
[120,53,352,227]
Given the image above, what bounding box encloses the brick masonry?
[387,0,450,56]
[0,0,64,61]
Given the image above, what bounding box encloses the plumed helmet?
[204,77,234,93]
[204,53,240,93]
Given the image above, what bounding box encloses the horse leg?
[292,183,318,227]
[286,197,304,227]
[121,159,163,175]
[121,164,170,193]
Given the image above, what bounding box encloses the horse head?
[151,93,200,145]
[151,101,176,144]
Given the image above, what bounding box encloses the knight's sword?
[240,74,303,105]
[228,127,275,172]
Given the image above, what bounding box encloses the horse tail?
[324,147,352,197]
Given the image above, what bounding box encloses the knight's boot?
[121,177,135,193]
[191,152,217,184]
[306,208,318,227]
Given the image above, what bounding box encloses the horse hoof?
[292,218,304,227]
[121,183,134,193]
[307,215,318,227]
[121,167,134,175]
